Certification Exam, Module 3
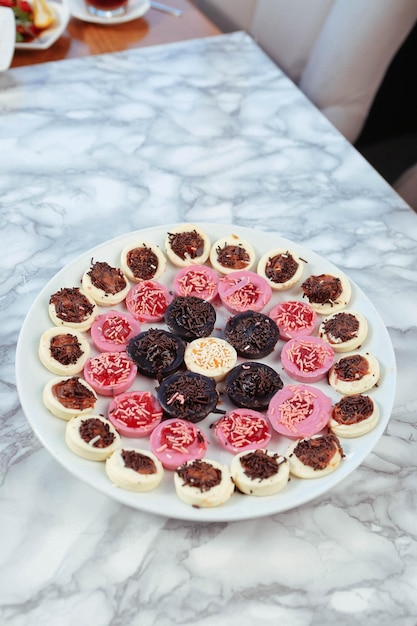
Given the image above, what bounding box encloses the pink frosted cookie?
[269,300,317,340]
[125,280,173,322]
[83,351,137,396]
[150,418,208,470]
[218,270,272,313]
[90,310,141,353]
[173,264,219,302]
[214,408,272,454]
[268,384,332,438]
[107,390,163,437]
[281,335,334,383]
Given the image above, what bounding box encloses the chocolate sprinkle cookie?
[225,362,283,410]
[165,295,216,341]
[157,371,219,423]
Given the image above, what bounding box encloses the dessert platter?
[15,223,396,522]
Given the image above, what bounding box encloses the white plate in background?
[15,0,70,50]
[68,0,149,24]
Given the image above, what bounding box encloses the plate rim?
[16,222,397,522]
[67,0,150,25]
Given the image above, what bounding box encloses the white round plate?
[68,0,149,24]
[16,223,396,522]
[15,0,70,50]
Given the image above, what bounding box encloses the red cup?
[86,0,128,18]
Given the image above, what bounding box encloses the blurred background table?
[10,0,221,67]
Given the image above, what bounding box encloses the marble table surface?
[1,31,417,625]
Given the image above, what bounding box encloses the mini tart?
[90,310,141,353]
[174,458,235,508]
[173,264,219,302]
[224,310,279,359]
[286,433,344,478]
[127,328,186,380]
[225,362,283,411]
[106,448,164,492]
[83,351,137,396]
[165,223,211,267]
[184,337,237,381]
[157,371,219,423]
[107,390,163,437]
[330,394,379,438]
[43,376,97,421]
[120,240,167,282]
[165,295,216,341]
[214,409,272,454]
[268,300,317,341]
[267,384,332,438]
[150,418,208,470]
[318,310,368,353]
[328,352,380,395]
[231,449,290,496]
[125,280,173,323]
[257,248,304,291]
[82,260,130,306]
[209,234,256,274]
[281,335,335,383]
[38,327,90,375]
[65,414,121,461]
[301,273,351,315]
[48,286,97,331]
[218,270,272,313]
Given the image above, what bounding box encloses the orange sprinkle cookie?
[184,336,237,381]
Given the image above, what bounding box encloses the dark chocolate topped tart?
[127,328,186,380]
[165,295,216,341]
[225,362,283,411]
[157,371,219,423]
[224,310,279,358]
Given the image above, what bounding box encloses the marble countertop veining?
[1,31,417,625]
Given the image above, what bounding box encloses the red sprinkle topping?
[88,352,134,387]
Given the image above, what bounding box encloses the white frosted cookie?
[38,327,90,376]
[48,287,97,331]
[165,223,211,267]
[257,247,304,291]
[210,234,256,274]
[174,458,235,508]
[301,273,351,315]
[286,434,344,478]
[329,394,379,438]
[328,352,380,395]
[106,448,164,492]
[319,310,368,352]
[43,376,97,420]
[121,240,167,282]
[65,414,121,461]
[231,449,289,496]
[82,260,130,306]
[184,337,237,381]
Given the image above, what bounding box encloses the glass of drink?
[86,0,128,18]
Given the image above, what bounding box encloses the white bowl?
[0,6,15,70]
